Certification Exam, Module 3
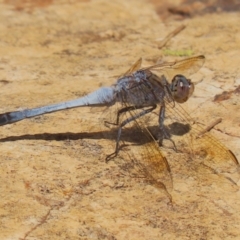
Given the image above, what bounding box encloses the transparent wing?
[97,82,173,201]
[143,55,205,80]
[161,97,240,188]
[118,57,142,78]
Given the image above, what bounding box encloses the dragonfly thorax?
[170,74,194,103]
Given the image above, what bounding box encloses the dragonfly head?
[171,75,194,103]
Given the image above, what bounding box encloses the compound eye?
[171,75,194,103]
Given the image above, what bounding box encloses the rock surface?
[0,0,240,239]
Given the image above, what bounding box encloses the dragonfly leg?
[104,106,136,126]
[105,104,157,162]
[158,105,177,151]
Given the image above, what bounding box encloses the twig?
[158,25,186,49]
[197,118,222,138]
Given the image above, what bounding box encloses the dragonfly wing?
[162,99,239,187]
[144,55,205,80]
[99,79,173,200]
[119,58,142,78]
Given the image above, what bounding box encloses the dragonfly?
[0,55,239,200]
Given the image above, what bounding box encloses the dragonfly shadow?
[0,127,152,144]
[147,122,191,140]
[0,122,190,144]
[167,122,191,136]
[0,130,112,143]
